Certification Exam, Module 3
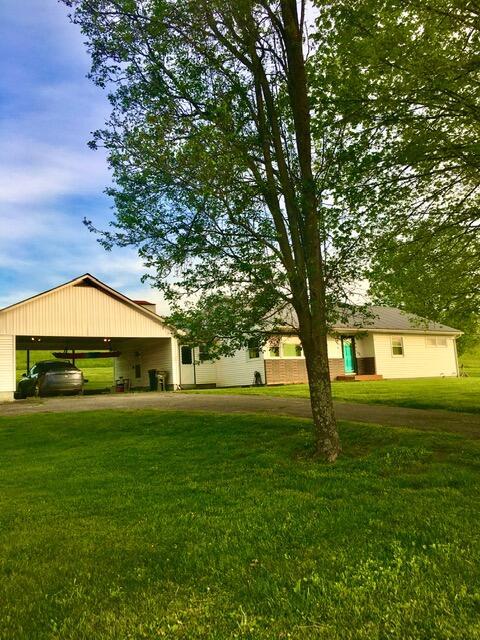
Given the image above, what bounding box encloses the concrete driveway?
[0,392,479,438]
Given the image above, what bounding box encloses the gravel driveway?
[1,392,479,438]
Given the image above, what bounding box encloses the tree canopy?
[313,0,480,348]
[63,0,386,460]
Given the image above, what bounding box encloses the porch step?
[336,374,383,382]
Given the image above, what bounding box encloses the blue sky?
[0,0,166,310]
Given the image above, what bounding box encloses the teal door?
[343,338,356,374]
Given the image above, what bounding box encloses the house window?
[248,340,260,359]
[269,345,280,358]
[135,364,141,379]
[283,343,303,357]
[181,346,193,365]
[199,344,210,362]
[391,336,404,356]
[427,336,448,347]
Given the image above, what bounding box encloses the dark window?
[269,346,280,358]
[199,344,210,362]
[391,337,404,356]
[181,346,193,365]
[248,340,260,359]
[135,364,141,378]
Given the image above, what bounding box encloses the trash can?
[148,369,159,391]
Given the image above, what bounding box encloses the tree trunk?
[301,327,340,462]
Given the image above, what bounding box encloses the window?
[181,346,193,365]
[199,344,210,362]
[135,364,141,379]
[269,345,280,358]
[427,336,448,347]
[248,340,260,359]
[391,337,404,356]
[283,343,303,357]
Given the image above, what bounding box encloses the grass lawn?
[0,409,479,639]
[187,377,480,414]
[16,350,114,391]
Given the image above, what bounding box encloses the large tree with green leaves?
[63,0,379,461]
[313,0,480,348]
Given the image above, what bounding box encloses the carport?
[0,274,179,401]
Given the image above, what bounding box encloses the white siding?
[0,284,171,338]
[114,338,174,388]
[355,334,375,358]
[177,346,217,387]
[215,349,265,387]
[192,348,217,385]
[327,337,343,359]
[373,333,458,378]
[0,335,15,401]
[169,339,180,388]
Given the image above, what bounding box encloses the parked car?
[16,360,85,398]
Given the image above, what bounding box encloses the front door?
[180,346,196,386]
[342,338,356,374]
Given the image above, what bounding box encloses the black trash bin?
[148,369,159,391]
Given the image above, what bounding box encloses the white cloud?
[0,140,109,206]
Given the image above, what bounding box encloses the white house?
[0,274,461,401]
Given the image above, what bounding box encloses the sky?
[0,0,168,311]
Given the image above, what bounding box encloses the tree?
[313,0,480,346]
[62,0,380,461]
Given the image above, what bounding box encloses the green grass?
[459,343,480,377]
[0,409,479,639]
[16,350,114,391]
[186,377,480,414]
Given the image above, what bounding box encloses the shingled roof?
[269,305,461,335]
[332,306,460,334]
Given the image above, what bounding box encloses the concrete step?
[336,374,383,382]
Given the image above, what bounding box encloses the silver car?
[16,360,85,398]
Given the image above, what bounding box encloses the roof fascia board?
[274,326,462,337]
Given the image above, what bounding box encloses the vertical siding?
[373,334,458,378]
[0,335,15,400]
[0,285,171,338]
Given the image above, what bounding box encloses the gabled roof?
[0,273,164,324]
[270,305,461,335]
[333,306,461,334]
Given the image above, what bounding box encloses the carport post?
[72,349,75,366]
[26,349,30,373]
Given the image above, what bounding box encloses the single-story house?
[0,274,461,401]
